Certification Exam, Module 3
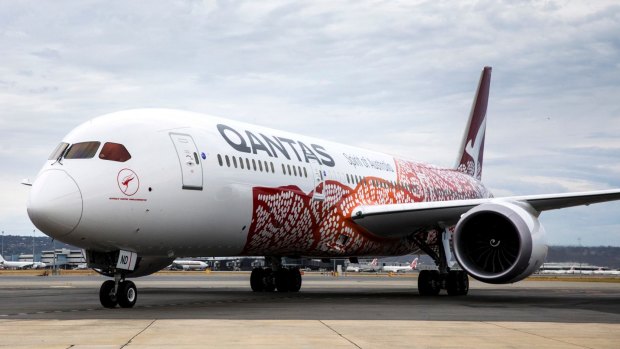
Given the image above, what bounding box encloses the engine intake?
[453,201,547,284]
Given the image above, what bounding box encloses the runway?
[1,272,619,348]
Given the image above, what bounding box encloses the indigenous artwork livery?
[26,67,620,308]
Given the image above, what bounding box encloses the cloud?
[1,0,619,244]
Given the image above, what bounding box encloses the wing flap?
[351,189,620,239]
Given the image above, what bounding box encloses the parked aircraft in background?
[538,263,620,275]
[382,258,418,273]
[0,255,46,269]
[73,263,89,270]
[26,67,620,309]
[346,258,379,272]
[171,259,209,271]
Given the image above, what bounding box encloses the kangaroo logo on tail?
[410,258,418,270]
[456,66,491,181]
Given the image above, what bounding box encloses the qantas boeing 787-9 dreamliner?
[25,67,620,308]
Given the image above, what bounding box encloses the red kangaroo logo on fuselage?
[117,169,140,196]
[122,175,134,189]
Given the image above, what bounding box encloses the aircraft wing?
[351,189,620,238]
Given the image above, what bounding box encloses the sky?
[1,1,619,246]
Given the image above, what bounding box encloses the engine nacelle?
[453,201,547,284]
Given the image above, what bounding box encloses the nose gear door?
[169,133,203,190]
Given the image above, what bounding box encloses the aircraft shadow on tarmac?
[10,287,619,323]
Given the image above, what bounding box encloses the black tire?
[250,268,265,292]
[99,280,118,308]
[117,280,138,308]
[275,269,290,292]
[288,268,302,292]
[446,271,469,296]
[263,268,276,292]
[418,270,441,296]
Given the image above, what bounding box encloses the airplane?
[73,263,89,270]
[171,259,209,271]
[25,66,620,309]
[0,254,46,269]
[382,258,418,273]
[346,258,379,272]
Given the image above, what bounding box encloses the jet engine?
[453,201,547,284]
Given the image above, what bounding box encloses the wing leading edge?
[351,189,620,239]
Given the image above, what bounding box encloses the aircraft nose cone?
[27,170,83,238]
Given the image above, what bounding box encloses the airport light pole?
[578,237,582,275]
[1,230,4,257]
[32,229,36,262]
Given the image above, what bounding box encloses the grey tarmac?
[0,272,619,348]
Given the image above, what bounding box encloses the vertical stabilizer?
[455,66,491,180]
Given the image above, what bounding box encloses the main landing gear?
[412,227,470,296]
[418,270,469,296]
[250,256,302,292]
[99,273,138,308]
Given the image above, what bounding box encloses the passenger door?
[169,133,203,190]
[309,161,325,201]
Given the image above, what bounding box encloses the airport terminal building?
[19,249,85,269]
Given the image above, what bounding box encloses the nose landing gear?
[99,273,138,308]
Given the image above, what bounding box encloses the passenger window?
[270,162,275,173]
[293,166,297,176]
[240,157,244,169]
[232,157,238,168]
[99,142,131,162]
[282,164,286,174]
[246,158,251,170]
[217,154,223,166]
[48,142,69,160]
[258,161,263,172]
[303,167,307,178]
[252,159,257,171]
[65,142,100,159]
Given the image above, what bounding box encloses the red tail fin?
[455,66,491,180]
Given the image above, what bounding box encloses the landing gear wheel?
[250,268,265,292]
[418,270,441,296]
[289,268,302,292]
[275,269,290,292]
[99,280,118,308]
[117,280,138,308]
[446,271,469,296]
[263,268,276,292]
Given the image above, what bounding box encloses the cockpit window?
[64,141,101,159]
[99,142,131,162]
[48,142,69,160]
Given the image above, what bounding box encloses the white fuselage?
[382,265,414,273]
[27,109,491,261]
[172,260,209,270]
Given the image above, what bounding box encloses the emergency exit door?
[169,133,203,190]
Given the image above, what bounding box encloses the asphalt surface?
[1,272,619,348]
